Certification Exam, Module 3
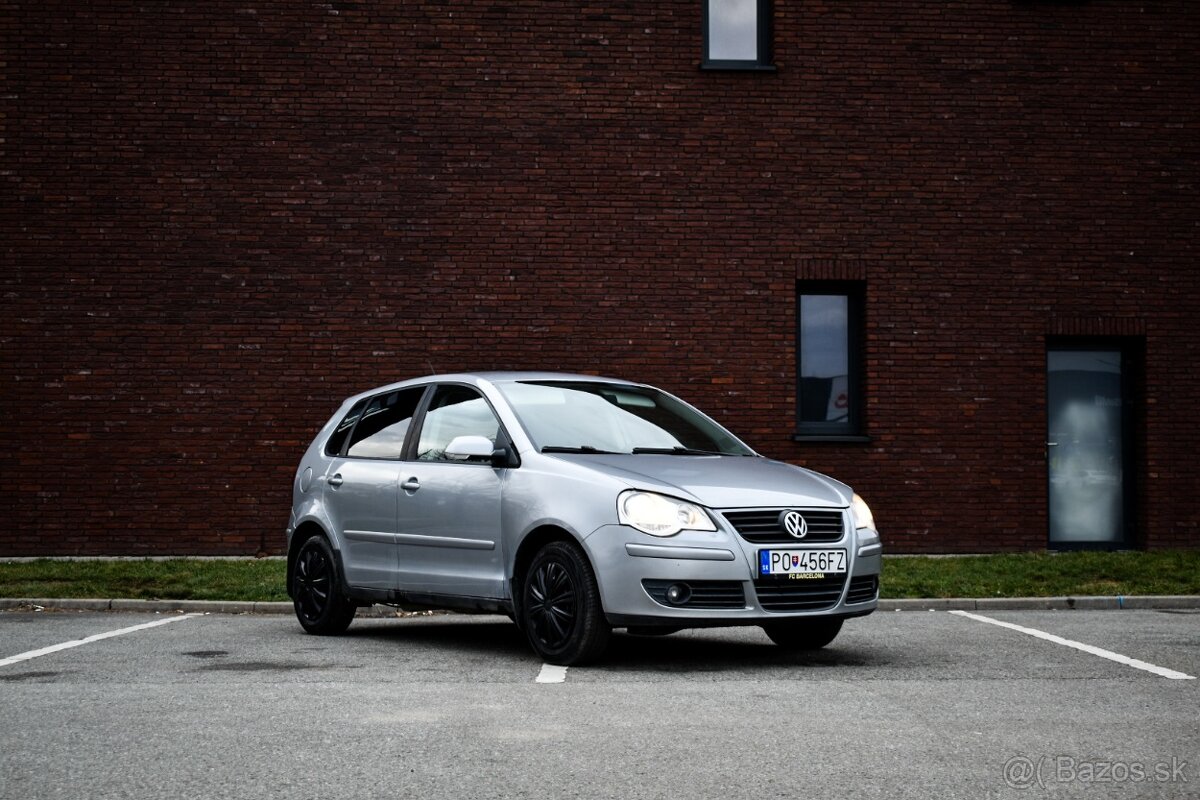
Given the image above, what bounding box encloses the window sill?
[791,435,873,444]
[699,61,777,72]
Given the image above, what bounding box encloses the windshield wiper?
[631,446,725,456]
[543,445,732,456]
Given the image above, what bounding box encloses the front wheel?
[520,541,610,665]
[293,536,357,635]
[761,618,843,651]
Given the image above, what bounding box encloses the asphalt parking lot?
[1,609,1196,800]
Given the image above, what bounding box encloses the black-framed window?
[415,385,503,463]
[325,398,368,457]
[344,387,425,459]
[795,282,866,439]
[702,0,774,71]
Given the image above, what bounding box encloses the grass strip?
[881,551,1200,599]
[0,559,289,602]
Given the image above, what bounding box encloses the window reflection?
[325,399,367,457]
[416,387,501,462]
[1047,350,1124,543]
[708,0,758,61]
[799,294,850,425]
[500,382,753,455]
[346,389,424,459]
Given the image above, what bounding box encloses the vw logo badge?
[781,510,808,539]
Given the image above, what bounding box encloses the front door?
[396,384,507,599]
[1046,346,1132,547]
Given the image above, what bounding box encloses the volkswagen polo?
[287,373,881,664]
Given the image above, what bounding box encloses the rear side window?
[344,387,426,459]
[324,399,368,457]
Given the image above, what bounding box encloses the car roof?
[340,372,642,405]
[461,371,638,384]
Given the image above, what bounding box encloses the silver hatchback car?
[287,373,881,664]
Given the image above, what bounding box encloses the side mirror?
[444,435,496,462]
[444,436,518,468]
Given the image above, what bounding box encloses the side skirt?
[346,585,514,616]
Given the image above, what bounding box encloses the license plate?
[758,548,847,578]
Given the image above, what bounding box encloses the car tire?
[761,618,843,650]
[520,541,610,665]
[293,535,357,635]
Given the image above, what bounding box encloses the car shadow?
[336,616,895,672]
[598,630,888,673]
[343,616,533,659]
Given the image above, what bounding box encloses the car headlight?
[617,490,716,537]
[850,493,877,531]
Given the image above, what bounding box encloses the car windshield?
[497,381,755,456]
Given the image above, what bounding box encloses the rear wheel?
[293,536,356,635]
[521,541,610,665]
[761,618,843,650]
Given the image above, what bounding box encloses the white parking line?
[536,663,568,684]
[0,613,202,668]
[949,610,1195,680]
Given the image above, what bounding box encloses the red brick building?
[3,1,1197,555]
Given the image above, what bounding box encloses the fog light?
[665,583,691,606]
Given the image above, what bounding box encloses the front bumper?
[582,520,881,628]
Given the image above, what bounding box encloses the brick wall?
[2,1,1197,554]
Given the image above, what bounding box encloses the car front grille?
[641,579,746,609]
[753,573,847,612]
[721,509,846,544]
[845,575,879,604]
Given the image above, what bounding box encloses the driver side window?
[416,385,502,462]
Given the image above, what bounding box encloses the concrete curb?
[0,598,433,617]
[878,596,1200,611]
[2,596,1198,614]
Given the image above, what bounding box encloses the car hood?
[557,454,852,509]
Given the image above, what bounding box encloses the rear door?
[323,386,427,589]
[395,384,507,599]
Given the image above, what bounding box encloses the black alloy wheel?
[521,541,610,665]
[293,536,356,635]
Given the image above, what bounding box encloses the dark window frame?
[324,397,370,457]
[337,385,430,461]
[1044,336,1143,552]
[793,281,868,442]
[700,0,776,72]
[410,383,517,466]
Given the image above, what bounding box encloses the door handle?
[328,474,344,488]
[401,478,420,493]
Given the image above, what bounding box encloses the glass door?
[1046,347,1130,547]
